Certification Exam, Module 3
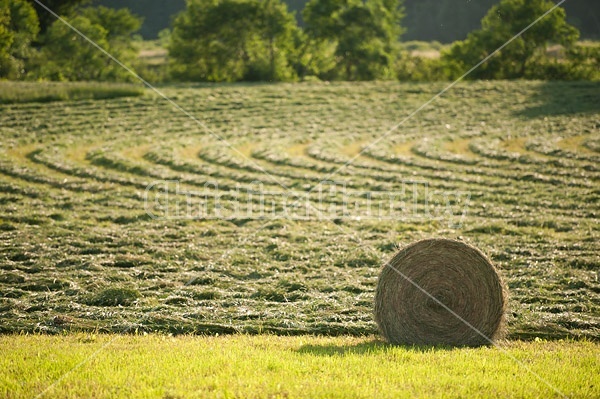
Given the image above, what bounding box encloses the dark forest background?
[93,0,600,42]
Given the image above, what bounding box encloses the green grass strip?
[0,82,144,104]
[1,334,597,398]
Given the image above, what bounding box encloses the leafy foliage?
[442,0,579,79]
[519,43,600,81]
[394,53,447,82]
[81,5,142,39]
[286,28,336,80]
[26,0,89,34]
[2,0,600,82]
[0,0,39,79]
[303,0,405,80]
[35,6,141,81]
[169,0,298,82]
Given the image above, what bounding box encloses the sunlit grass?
[1,335,597,399]
[557,134,596,155]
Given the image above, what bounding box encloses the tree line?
[1,0,599,82]
[2,0,140,81]
[91,0,600,42]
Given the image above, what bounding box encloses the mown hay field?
[0,81,598,340]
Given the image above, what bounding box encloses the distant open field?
[0,80,598,341]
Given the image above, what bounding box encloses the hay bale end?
[374,238,506,346]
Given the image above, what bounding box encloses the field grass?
[0,81,144,104]
[0,80,598,343]
[399,40,600,61]
[1,334,598,398]
[137,40,168,66]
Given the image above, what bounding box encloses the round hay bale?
[374,238,506,346]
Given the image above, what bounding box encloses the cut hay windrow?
[374,238,506,347]
[0,82,597,338]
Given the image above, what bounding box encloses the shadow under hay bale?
[374,238,506,347]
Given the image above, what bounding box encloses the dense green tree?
[0,0,39,79]
[442,0,579,79]
[303,0,404,80]
[81,6,141,39]
[169,0,298,82]
[26,0,89,34]
[81,5,142,66]
[37,6,141,81]
[525,42,600,81]
[0,7,12,76]
[37,15,111,80]
[287,28,336,80]
[259,0,297,79]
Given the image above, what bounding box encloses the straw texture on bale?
[374,238,506,346]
